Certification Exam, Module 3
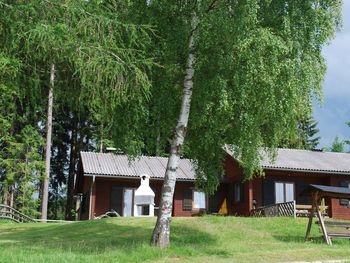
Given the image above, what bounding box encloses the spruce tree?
[330,135,345,153]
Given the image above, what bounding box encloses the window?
[183,189,192,211]
[234,182,244,203]
[193,191,206,209]
[81,194,88,214]
[339,181,350,207]
[183,189,206,211]
[275,182,294,204]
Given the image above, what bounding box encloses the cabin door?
[123,188,134,217]
[110,187,123,216]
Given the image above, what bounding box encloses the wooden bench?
[316,220,350,239]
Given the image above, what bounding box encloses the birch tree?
[151,4,199,247]
[140,0,342,247]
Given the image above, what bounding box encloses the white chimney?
[134,174,155,217]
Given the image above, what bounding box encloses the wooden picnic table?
[303,184,350,245]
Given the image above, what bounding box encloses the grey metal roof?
[80,152,196,181]
[224,146,350,175]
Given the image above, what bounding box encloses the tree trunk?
[41,63,55,220]
[2,186,8,206]
[9,185,14,207]
[151,9,198,248]
[65,119,78,220]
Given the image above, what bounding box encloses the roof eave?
[263,167,350,176]
[83,173,196,182]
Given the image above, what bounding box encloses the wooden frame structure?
[304,184,350,245]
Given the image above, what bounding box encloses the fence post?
[293,200,296,219]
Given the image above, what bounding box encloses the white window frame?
[274,181,295,204]
[193,191,206,209]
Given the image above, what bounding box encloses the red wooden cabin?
[75,148,350,220]
[224,146,350,220]
[75,152,227,220]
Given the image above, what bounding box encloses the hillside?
[0,217,349,263]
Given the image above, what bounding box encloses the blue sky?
[313,1,350,149]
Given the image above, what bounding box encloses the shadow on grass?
[0,219,230,257]
[272,234,328,244]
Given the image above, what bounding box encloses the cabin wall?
[263,171,331,206]
[173,181,199,217]
[222,154,342,217]
[80,176,92,220]
[253,179,263,208]
[80,177,227,219]
[224,155,244,181]
[329,176,350,220]
[78,153,350,220]
[208,183,229,214]
[93,177,163,218]
[224,156,251,215]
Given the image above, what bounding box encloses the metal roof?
[224,146,350,175]
[80,152,196,181]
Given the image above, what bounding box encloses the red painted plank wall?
[224,156,251,215]
[93,177,163,218]
[172,181,200,217]
[330,176,350,220]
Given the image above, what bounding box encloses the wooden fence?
[0,204,36,223]
[250,201,329,218]
[250,201,296,218]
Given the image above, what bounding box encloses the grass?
[1,216,350,263]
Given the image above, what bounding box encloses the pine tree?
[281,116,321,150]
[299,118,321,150]
[330,135,345,153]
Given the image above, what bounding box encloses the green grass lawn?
[1,216,350,263]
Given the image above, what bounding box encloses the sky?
[313,1,350,149]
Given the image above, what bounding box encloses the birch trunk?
[40,63,54,220]
[151,9,198,248]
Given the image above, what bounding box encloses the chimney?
[134,174,155,217]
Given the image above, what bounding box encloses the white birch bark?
[41,63,54,220]
[151,9,199,248]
